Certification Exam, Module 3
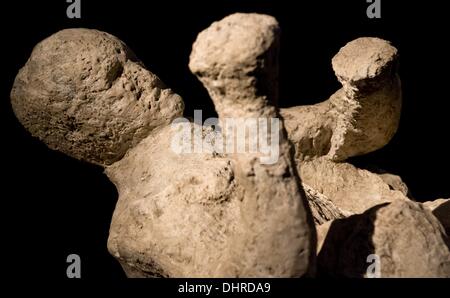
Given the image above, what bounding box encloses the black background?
[1,0,449,280]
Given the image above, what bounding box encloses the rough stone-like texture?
[107,13,316,277]
[299,157,409,215]
[189,13,281,118]
[377,172,410,197]
[303,184,350,225]
[190,12,315,276]
[107,124,243,277]
[280,38,405,223]
[11,29,184,166]
[423,198,450,235]
[318,200,450,277]
[107,121,317,277]
[281,37,401,162]
[11,13,448,279]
